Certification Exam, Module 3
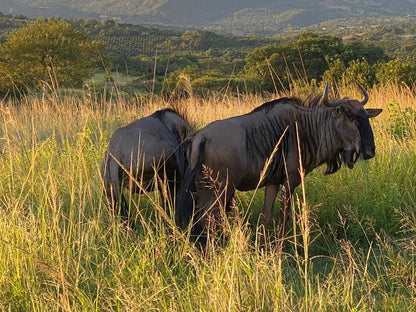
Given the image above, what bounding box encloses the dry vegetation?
[0,84,415,311]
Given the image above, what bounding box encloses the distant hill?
[2,0,416,35]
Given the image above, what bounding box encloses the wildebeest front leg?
[261,184,279,226]
[277,176,300,250]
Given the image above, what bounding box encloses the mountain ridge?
[2,0,416,35]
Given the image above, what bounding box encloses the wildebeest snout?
[362,145,375,159]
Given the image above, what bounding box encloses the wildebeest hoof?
[260,215,272,227]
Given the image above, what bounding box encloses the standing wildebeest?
[175,83,382,245]
[101,108,192,221]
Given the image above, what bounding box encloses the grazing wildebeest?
[175,83,382,245]
[101,108,192,222]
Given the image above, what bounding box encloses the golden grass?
[0,85,414,310]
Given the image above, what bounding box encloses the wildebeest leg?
[105,186,119,214]
[261,184,279,226]
[225,189,235,212]
[105,181,134,228]
[119,193,130,222]
[277,176,300,251]
[118,177,137,228]
[102,154,125,217]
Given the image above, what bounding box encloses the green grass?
[0,87,415,311]
[88,71,139,86]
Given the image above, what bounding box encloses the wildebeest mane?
[152,108,181,120]
[249,97,303,114]
[249,92,329,114]
[245,109,291,183]
[245,93,326,159]
[303,93,326,108]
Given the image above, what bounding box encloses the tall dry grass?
[0,85,414,311]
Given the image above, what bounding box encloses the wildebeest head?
[321,83,382,172]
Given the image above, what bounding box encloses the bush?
[375,59,416,86]
[387,101,416,139]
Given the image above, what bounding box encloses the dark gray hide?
[101,108,192,221]
[176,84,382,245]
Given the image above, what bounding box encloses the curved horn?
[356,82,369,106]
[322,82,331,107]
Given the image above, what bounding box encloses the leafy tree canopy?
[243,33,392,92]
[0,17,102,94]
[376,59,416,86]
[244,33,345,90]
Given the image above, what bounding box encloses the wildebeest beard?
[325,149,359,174]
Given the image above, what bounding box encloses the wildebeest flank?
[101,108,192,222]
[176,83,382,245]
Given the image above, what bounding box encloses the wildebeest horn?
[356,82,369,106]
[322,82,331,106]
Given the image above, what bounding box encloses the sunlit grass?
[0,85,415,310]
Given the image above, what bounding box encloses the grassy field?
[0,85,415,311]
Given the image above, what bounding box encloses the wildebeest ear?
[366,108,382,118]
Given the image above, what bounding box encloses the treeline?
[0,13,28,41]
[67,17,279,95]
[305,16,416,61]
[107,32,416,97]
[1,13,416,97]
[163,32,416,96]
[73,16,416,95]
[68,18,275,56]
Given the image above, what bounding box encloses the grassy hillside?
[0,85,415,310]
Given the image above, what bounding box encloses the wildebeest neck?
[294,108,344,170]
[245,105,344,182]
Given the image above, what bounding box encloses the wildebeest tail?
[175,137,206,230]
[174,136,192,181]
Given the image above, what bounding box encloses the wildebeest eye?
[345,111,355,120]
[345,111,359,126]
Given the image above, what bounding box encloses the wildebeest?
[175,83,382,245]
[101,108,192,221]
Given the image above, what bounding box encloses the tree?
[244,33,388,92]
[323,57,375,90]
[342,41,386,65]
[375,59,416,86]
[0,17,102,94]
[343,58,375,88]
[244,33,344,91]
[322,58,346,88]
